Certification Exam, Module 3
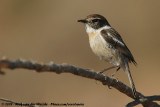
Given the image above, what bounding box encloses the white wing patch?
[107,32,125,46]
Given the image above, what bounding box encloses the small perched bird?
[78,14,137,98]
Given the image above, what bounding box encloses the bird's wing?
[100,28,136,65]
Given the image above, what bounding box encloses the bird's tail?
[123,63,137,98]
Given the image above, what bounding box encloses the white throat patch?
[85,24,111,34]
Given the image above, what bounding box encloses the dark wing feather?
[101,28,137,65]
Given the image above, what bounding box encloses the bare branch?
[125,95,160,107]
[0,58,159,107]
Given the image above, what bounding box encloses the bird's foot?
[107,74,119,89]
[111,74,119,82]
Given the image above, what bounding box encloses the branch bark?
[0,58,159,107]
[125,95,160,107]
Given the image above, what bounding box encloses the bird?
[78,14,137,98]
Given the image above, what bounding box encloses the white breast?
[86,26,121,66]
[89,33,112,59]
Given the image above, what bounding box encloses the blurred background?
[0,0,160,107]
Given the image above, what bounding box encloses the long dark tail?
[123,63,137,98]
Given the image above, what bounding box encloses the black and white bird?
[78,14,137,98]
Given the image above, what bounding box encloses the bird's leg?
[110,67,120,83]
[100,66,120,89]
[99,66,116,74]
[106,67,120,89]
[99,66,120,89]
[111,67,120,77]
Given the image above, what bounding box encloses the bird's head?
[78,14,110,30]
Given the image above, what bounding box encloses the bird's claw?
[108,85,112,89]
[111,74,119,82]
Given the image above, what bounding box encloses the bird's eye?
[92,19,99,23]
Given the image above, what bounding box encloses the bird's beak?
[77,19,87,23]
